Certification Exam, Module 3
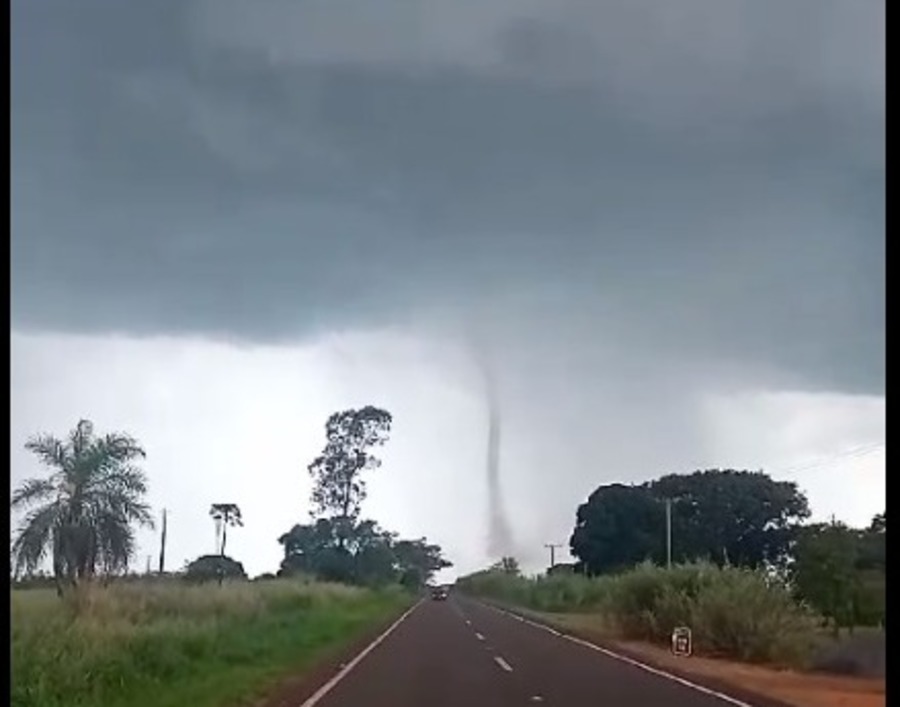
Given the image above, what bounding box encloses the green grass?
[12,578,412,707]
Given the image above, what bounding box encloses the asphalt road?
[302,594,773,707]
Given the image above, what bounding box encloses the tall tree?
[570,470,811,576]
[209,504,243,557]
[646,469,810,569]
[307,406,392,540]
[570,483,667,575]
[11,419,154,593]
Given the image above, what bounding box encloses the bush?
[183,555,247,584]
[458,561,819,666]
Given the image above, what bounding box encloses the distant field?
[11,579,411,707]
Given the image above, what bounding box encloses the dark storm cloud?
[11,0,884,393]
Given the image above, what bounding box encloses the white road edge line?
[482,603,756,707]
[475,632,485,641]
[299,599,424,707]
[493,656,514,672]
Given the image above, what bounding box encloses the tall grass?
[12,578,411,707]
[459,561,820,666]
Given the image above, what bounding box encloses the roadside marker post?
[671,627,692,657]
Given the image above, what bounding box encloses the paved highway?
[299,595,780,707]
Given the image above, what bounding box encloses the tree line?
[10,410,451,593]
[491,469,884,632]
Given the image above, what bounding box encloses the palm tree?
[10,419,154,593]
[209,504,243,557]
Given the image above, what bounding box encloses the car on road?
[431,586,448,600]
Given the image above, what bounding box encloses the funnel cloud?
[485,369,515,559]
[467,327,516,560]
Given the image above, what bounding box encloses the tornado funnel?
[485,385,515,558]
[478,350,515,559]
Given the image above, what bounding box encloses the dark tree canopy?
[547,563,577,576]
[570,470,811,575]
[393,538,453,588]
[490,556,521,575]
[869,512,885,534]
[278,518,350,581]
[277,517,450,587]
[646,469,810,568]
[791,520,885,631]
[184,555,248,583]
[570,483,666,575]
[858,512,886,573]
[308,406,392,527]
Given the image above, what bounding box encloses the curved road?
[300,595,780,707]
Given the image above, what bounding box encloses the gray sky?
[11,0,884,578]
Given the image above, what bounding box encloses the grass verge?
[458,561,819,666]
[12,579,412,707]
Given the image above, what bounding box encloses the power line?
[768,442,885,478]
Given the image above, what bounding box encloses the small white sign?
[671,626,692,657]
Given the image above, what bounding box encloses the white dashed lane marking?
[493,656,514,672]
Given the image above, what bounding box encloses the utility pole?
[665,498,673,570]
[214,517,222,555]
[158,508,168,575]
[544,543,562,570]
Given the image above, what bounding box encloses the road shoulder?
[473,599,884,707]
